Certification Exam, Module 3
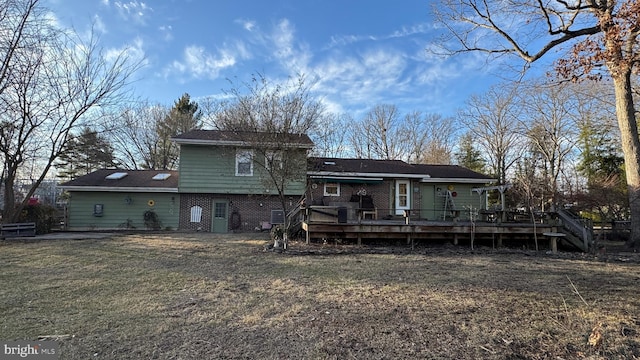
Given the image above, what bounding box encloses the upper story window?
[265,150,283,170]
[236,149,253,176]
[324,182,340,197]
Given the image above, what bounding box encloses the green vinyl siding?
[178,144,307,195]
[66,191,179,230]
[421,183,485,221]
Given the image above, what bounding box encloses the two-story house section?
[171,130,314,233]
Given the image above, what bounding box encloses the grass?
[1,233,639,359]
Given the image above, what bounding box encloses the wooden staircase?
[556,208,593,252]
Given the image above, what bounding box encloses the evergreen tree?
[575,116,626,220]
[57,127,118,180]
[454,132,486,174]
[577,118,624,183]
[153,93,202,169]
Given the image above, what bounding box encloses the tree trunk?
[611,70,640,248]
[3,170,16,223]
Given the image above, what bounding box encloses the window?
[235,150,253,176]
[105,172,127,180]
[265,151,283,170]
[324,182,340,197]
[152,173,171,180]
[395,180,410,215]
[214,202,227,218]
[190,206,202,223]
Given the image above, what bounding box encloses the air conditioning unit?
[270,209,285,224]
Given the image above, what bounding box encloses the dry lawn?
[1,232,639,359]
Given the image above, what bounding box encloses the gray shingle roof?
[59,169,179,189]
[309,157,493,180]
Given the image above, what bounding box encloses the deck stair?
[556,208,593,252]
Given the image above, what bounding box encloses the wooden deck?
[302,219,555,247]
[288,205,584,251]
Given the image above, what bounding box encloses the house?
[59,169,179,230]
[59,134,492,232]
[307,157,495,221]
[171,130,314,233]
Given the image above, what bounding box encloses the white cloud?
[165,42,252,81]
[158,25,173,42]
[235,19,257,32]
[268,19,312,74]
[389,23,432,38]
[114,1,152,25]
[105,37,146,67]
[93,14,107,34]
[311,48,407,109]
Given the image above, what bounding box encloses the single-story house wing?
[59,169,179,230]
[307,157,496,221]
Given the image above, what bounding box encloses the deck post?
[357,232,362,246]
[543,231,565,253]
[497,233,503,247]
[305,208,310,244]
[453,233,458,245]
[407,233,413,250]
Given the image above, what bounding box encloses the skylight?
[105,172,128,180]
[152,173,172,180]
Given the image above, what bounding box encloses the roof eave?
[308,171,496,183]
[420,178,497,184]
[308,171,427,179]
[59,186,179,193]
[172,138,314,149]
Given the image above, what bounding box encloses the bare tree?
[350,104,406,160]
[309,112,351,158]
[0,1,139,222]
[105,102,169,170]
[402,112,457,164]
[433,0,640,246]
[213,73,323,247]
[459,84,524,184]
[520,81,579,207]
[0,0,41,101]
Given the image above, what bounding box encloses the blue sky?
[45,0,512,118]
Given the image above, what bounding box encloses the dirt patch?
[1,232,639,359]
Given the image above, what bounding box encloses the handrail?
[286,201,306,231]
[556,208,593,251]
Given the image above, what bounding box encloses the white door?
[395,180,410,215]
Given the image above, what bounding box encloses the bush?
[18,204,57,234]
[143,210,162,230]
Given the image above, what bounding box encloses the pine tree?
[153,93,202,169]
[577,118,624,184]
[454,132,486,174]
[57,127,118,180]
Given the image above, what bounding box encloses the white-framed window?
[265,150,283,170]
[235,149,253,176]
[324,182,340,196]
